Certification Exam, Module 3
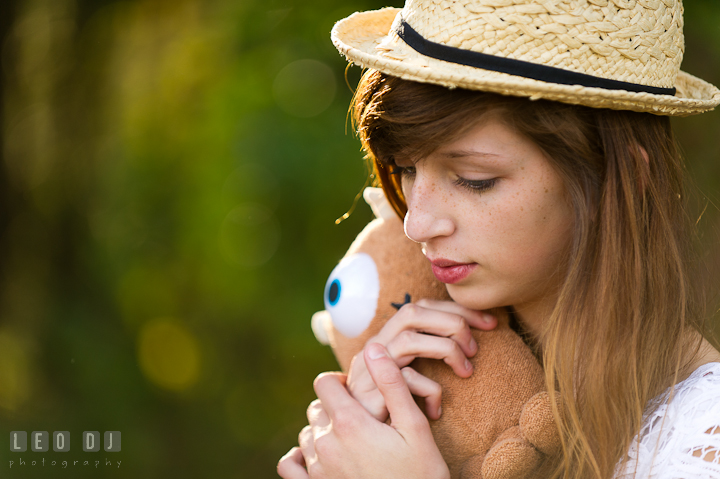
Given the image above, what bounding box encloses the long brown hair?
[351,70,709,478]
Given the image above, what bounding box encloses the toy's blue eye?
[327,279,341,306]
[323,253,379,338]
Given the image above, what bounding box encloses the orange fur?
[315,204,561,479]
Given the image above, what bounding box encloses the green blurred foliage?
[0,0,719,477]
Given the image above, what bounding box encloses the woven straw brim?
[332,8,720,117]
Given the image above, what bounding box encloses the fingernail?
[367,344,387,360]
[437,406,442,417]
[469,339,478,354]
[465,359,472,371]
[482,313,494,324]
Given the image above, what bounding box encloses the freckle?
[520,206,523,211]
[545,188,548,193]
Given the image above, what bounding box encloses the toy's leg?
[461,426,543,479]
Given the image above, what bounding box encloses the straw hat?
[331,0,720,116]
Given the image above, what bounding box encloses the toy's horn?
[363,187,396,221]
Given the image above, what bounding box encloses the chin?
[446,284,506,312]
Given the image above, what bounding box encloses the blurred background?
[0,0,718,477]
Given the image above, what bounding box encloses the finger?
[415,299,498,331]
[306,399,330,429]
[298,426,316,468]
[307,399,333,441]
[402,367,443,420]
[376,304,478,357]
[386,331,474,378]
[277,447,309,479]
[313,372,365,421]
[364,343,429,432]
[346,354,374,395]
[354,389,389,422]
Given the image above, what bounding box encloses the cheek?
[400,175,414,202]
[472,185,572,268]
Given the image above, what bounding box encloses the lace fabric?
[615,362,720,479]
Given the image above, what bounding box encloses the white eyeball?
[323,253,379,338]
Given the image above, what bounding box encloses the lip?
[429,258,478,284]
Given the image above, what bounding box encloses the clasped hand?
[277,299,497,479]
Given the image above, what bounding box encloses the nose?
[403,172,455,244]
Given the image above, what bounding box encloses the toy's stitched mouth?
[391,293,412,310]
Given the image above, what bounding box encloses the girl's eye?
[454,177,497,193]
[391,166,416,178]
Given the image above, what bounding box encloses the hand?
[277,343,451,479]
[347,299,497,421]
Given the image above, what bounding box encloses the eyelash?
[454,177,498,193]
[391,166,497,194]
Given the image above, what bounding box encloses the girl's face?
[398,116,574,326]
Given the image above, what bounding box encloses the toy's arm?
[311,310,332,345]
[468,392,560,479]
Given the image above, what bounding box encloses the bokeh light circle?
[138,318,201,391]
[0,330,31,411]
[272,59,336,117]
[222,163,280,211]
[219,203,280,268]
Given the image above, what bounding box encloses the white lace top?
[615,362,720,478]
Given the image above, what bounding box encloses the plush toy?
[312,188,561,479]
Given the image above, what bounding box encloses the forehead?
[394,111,498,158]
[420,116,547,170]
[387,100,515,165]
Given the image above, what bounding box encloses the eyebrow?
[435,149,502,161]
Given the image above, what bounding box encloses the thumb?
[364,343,427,430]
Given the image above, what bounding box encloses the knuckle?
[277,452,298,477]
[451,314,467,333]
[406,413,431,433]
[308,464,324,479]
[399,302,419,316]
[307,458,325,479]
[400,366,417,379]
[306,463,320,478]
[313,371,344,392]
[430,381,442,396]
[398,329,415,346]
[313,372,330,390]
[306,399,323,421]
[389,330,413,354]
[415,298,430,307]
[298,425,312,445]
[377,368,405,389]
[331,409,358,434]
[313,434,332,457]
[276,459,288,476]
[368,396,386,417]
[446,338,463,357]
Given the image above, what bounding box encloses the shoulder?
[616,363,720,479]
[667,362,720,418]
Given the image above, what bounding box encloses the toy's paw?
[311,310,332,345]
[519,391,561,457]
[465,427,542,479]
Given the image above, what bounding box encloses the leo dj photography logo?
[9,431,121,470]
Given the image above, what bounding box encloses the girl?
[278,1,720,478]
